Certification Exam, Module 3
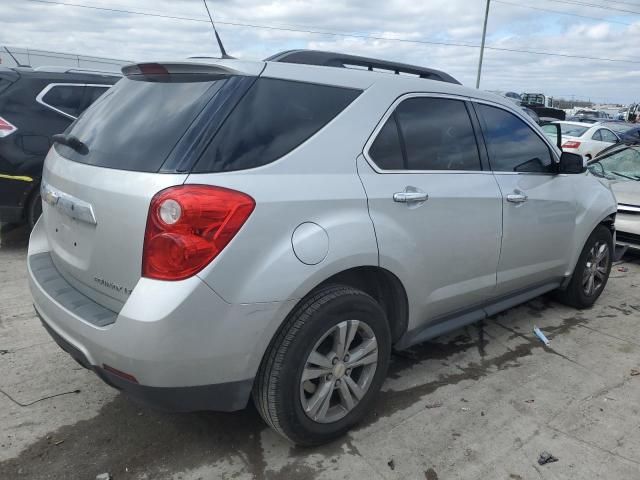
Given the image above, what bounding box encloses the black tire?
[27,189,42,230]
[557,225,613,309]
[253,284,391,446]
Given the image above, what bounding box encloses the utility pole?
[476,0,491,89]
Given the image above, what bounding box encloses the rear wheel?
[557,225,612,308]
[253,285,391,446]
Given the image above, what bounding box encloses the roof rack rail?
[33,66,121,76]
[265,50,461,85]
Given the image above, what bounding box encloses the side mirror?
[559,152,587,174]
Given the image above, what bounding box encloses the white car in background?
[542,121,620,160]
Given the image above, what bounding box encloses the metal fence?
[0,46,130,72]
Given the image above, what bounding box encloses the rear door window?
[40,84,86,118]
[368,114,404,170]
[600,129,618,143]
[476,103,554,173]
[193,78,360,173]
[368,96,482,171]
[394,97,481,171]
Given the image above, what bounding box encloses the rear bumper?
[38,313,252,412]
[28,222,295,412]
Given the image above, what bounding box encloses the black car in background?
[0,66,119,227]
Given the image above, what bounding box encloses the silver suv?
[28,50,617,445]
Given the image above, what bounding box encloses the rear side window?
[41,85,85,117]
[193,78,360,173]
[57,77,227,172]
[477,104,554,173]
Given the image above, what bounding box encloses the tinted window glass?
[0,78,13,95]
[57,76,226,172]
[194,78,360,173]
[84,86,110,110]
[477,104,554,173]
[592,130,602,141]
[369,114,404,169]
[394,97,481,171]
[42,85,85,117]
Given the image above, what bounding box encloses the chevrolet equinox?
[28,50,617,445]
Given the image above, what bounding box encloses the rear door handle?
[393,189,428,204]
[506,193,528,203]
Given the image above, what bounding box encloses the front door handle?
[506,193,528,203]
[393,189,429,204]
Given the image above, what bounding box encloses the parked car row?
[541,120,640,160]
[0,66,119,227]
[25,50,621,445]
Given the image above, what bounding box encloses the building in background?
[0,45,129,73]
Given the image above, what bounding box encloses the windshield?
[559,123,589,137]
[588,147,640,181]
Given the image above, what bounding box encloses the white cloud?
[1,0,639,103]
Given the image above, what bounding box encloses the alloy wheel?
[582,240,609,296]
[300,320,378,424]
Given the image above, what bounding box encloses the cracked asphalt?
[1,223,640,479]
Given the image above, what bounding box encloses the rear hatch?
[41,61,263,311]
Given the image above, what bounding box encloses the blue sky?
[1,0,639,104]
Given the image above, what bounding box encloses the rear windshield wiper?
[51,134,88,154]
[611,171,640,181]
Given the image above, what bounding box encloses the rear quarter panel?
[186,79,392,304]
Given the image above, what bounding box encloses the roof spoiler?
[121,61,262,78]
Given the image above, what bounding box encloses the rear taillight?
[562,140,581,149]
[0,116,17,138]
[142,185,255,281]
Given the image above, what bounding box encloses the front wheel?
[253,285,391,446]
[557,225,613,308]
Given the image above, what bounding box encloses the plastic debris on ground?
[534,327,550,346]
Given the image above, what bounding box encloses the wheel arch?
[313,266,409,344]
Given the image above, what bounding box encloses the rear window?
[192,78,360,173]
[56,76,228,172]
[559,123,589,137]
